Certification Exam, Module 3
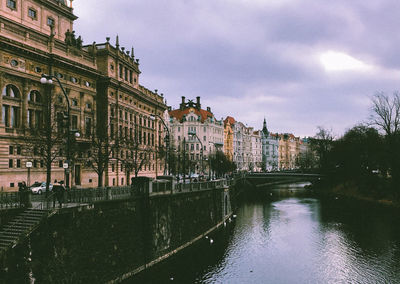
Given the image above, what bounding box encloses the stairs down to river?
[0,209,54,255]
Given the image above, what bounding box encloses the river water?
[130,183,400,284]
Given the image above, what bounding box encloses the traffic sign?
[63,163,69,169]
[26,162,32,168]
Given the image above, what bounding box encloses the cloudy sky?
[73,0,400,137]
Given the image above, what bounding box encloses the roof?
[169,108,214,123]
[224,116,236,126]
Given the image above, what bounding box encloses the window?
[2,85,20,98]
[47,17,55,27]
[70,77,78,83]
[11,106,20,128]
[124,67,128,81]
[129,70,133,83]
[59,160,63,168]
[16,146,21,155]
[119,64,123,78]
[71,99,78,106]
[9,159,13,168]
[17,159,21,168]
[34,111,42,128]
[71,115,78,130]
[28,8,37,19]
[9,146,14,155]
[10,59,18,67]
[7,0,16,10]
[85,117,92,137]
[34,66,42,73]
[86,103,92,109]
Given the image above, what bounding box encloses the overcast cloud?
[73,0,400,137]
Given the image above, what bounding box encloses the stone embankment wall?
[1,185,235,283]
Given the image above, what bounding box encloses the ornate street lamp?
[40,74,79,189]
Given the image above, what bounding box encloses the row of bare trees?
[22,85,162,189]
[309,91,400,198]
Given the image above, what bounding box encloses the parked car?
[30,182,53,194]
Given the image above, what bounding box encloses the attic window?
[7,0,16,10]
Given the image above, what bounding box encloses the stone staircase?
[0,208,55,255]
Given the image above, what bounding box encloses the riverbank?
[312,180,400,209]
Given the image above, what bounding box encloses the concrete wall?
[0,186,235,283]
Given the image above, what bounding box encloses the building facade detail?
[0,0,166,190]
[168,96,224,175]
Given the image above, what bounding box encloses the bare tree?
[310,127,334,171]
[370,91,400,136]
[119,129,153,180]
[24,91,65,194]
[84,134,113,187]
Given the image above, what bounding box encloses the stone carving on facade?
[64,29,83,50]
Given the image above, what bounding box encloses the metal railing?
[66,186,133,204]
[1,179,236,209]
[0,192,21,209]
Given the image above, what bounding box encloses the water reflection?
[130,183,400,284]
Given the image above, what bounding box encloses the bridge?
[242,172,323,189]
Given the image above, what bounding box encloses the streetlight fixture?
[40,74,72,189]
[188,131,203,176]
[149,114,170,175]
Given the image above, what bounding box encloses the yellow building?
[223,116,235,161]
[0,0,166,191]
[278,133,300,170]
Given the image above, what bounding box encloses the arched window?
[28,90,42,103]
[2,84,20,98]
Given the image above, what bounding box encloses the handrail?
[0,192,57,253]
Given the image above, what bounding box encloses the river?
[130,182,400,284]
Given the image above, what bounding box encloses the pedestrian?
[18,182,24,207]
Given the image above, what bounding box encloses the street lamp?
[40,74,73,189]
[188,131,203,176]
[149,114,170,175]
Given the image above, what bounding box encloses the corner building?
[0,0,166,190]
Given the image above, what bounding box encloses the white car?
[30,182,53,194]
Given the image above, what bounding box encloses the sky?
[72,0,400,137]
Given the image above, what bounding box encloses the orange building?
[224,116,235,161]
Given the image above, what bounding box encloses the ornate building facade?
[223,116,234,161]
[168,96,224,175]
[261,118,279,171]
[0,0,166,191]
[278,133,300,170]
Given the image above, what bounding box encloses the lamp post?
[188,131,203,176]
[40,74,72,189]
[149,114,170,175]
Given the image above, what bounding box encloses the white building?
[168,97,224,174]
[261,118,279,171]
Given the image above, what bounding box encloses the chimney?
[196,96,201,110]
[180,96,186,110]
